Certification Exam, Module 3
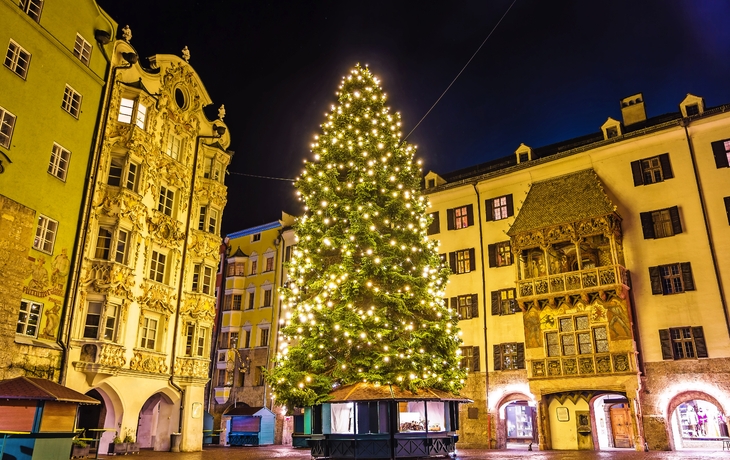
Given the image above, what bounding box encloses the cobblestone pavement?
[107,445,730,459]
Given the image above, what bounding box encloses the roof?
[0,377,100,404]
[223,405,273,416]
[507,169,615,236]
[327,383,470,403]
[227,221,281,239]
[229,247,247,258]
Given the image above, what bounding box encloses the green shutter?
[493,345,502,371]
[631,160,644,186]
[659,329,673,360]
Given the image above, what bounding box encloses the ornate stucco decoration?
[194,180,228,209]
[81,261,135,302]
[130,351,168,374]
[180,293,215,321]
[146,213,186,248]
[94,186,147,231]
[174,357,208,379]
[137,281,176,315]
[188,231,221,260]
[512,214,621,252]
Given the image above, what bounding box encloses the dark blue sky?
[98,0,730,233]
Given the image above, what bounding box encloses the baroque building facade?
[425,93,730,451]
[208,212,295,445]
[0,0,115,380]
[62,36,232,452]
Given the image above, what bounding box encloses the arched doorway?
[592,393,633,450]
[496,393,537,449]
[136,392,176,451]
[668,392,729,450]
[76,388,118,455]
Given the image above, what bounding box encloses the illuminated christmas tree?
[269,65,465,410]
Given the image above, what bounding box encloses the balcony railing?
[517,264,627,298]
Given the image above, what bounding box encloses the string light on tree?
[267,64,466,410]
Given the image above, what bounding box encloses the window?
[711,139,730,169]
[265,256,274,272]
[605,126,619,139]
[491,288,517,316]
[47,143,70,181]
[117,97,147,130]
[259,328,269,347]
[139,316,158,350]
[451,294,478,320]
[250,259,257,275]
[72,34,92,66]
[114,229,129,264]
[448,248,475,274]
[192,264,213,294]
[631,153,673,185]
[427,211,440,235]
[149,250,166,283]
[285,246,293,262]
[83,301,117,341]
[649,262,694,295]
[0,106,17,149]
[235,262,245,276]
[640,206,682,239]
[158,186,174,216]
[485,195,514,221]
[197,328,207,356]
[19,0,43,22]
[724,197,730,225]
[62,85,82,118]
[545,316,608,358]
[233,294,242,310]
[262,289,272,307]
[488,241,512,267]
[16,300,41,337]
[5,40,31,79]
[459,346,480,372]
[166,135,181,160]
[247,291,255,310]
[252,233,261,242]
[659,326,708,360]
[243,329,251,348]
[94,228,129,264]
[217,369,228,387]
[107,157,138,191]
[254,366,265,386]
[203,157,222,181]
[447,204,473,230]
[427,178,435,188]
[33,214,57,254]
[229,332,239,349]
[207,208,219,233]
[223,295,232,311]
[685,104,700,117]
[185,324,195,355]
[493,343,525,370]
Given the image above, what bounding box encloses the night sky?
[96,0,730,234]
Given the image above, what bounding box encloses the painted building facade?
[0,0,115,380]
[62,35,232,452]
[209,212,295,445]
[425,93,730,451]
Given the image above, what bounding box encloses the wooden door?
[610,406,633,448]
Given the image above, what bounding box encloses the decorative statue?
[218,104,226,120]
[181,46,190,63]
[122,25,132,42]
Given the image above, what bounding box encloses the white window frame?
[192,263,214,295]
[62,85,82,118]
[83,300,118,341]
[117,97,147,130]
[262,288,272,307]
[5,40,31,79]
[139,313,160,350]
[107,155,139,192]
[94,226,129,264]
[158,185,174,216]
[47,143,70,181]
[72,33,92,66]
[17,299,42,337]
[166,134,182,160]
[0,105,17,149]
[258,327,270,347]
[149,250,167,283]
[33,214,58,254]
[19,0,44,22]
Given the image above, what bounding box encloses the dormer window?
[680,94,704,118]
[601,118,622,140]
[685,104,699,117]
[606,127,619,139]
[515,143,532,164]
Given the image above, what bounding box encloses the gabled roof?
[0,377,100,404]
[229,247,247,258]
[507,169,616,236]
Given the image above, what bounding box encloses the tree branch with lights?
[267,64,466,410]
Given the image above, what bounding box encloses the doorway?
[136,392,176,451]
[504,401,536,449]
[672,399,729,450]
[593,393,633,450]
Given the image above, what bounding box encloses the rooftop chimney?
[620,93,646,126]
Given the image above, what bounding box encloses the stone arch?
[665,390,728,451]
[588,391,632,450]
[84,383,124,454]
[495,392,536,449]
[136,390,178,451]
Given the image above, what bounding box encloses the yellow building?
[425,93,730,451]
[0,0,115,379]
[210,212,295,444]
[62,34,232,452]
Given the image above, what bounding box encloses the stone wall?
[457,371,489,448]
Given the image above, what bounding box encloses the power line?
[229,171,296,182]
[403,0,519,142]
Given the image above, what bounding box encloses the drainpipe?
[170,125,226,433]
[59,43,139,385]
[207,239,230,414]
[679,119,730,337]
[471,184,490,440]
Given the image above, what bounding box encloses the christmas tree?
[268,65,465,410]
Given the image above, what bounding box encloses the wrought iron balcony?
[517,264,627,299]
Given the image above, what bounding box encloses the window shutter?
[659,153,674,179]
[630,160,644,186]
[516,343,525,369]
[491,291,500,315]
[466,204,474,226]
[450,297,457,310]
[640,212,655,239]
[485,200,494,221]
[448,252,456,272]
[669,206,683,235]
[724,197,730,225]
[711,140,730,169]
[469,248,476,271]
[680,262,695,291]
[487,244,497,268]
[472,346,480,372]
[446,208,455,230]
[505,194,514,217]
[471,294,479,318]
[427,212,440,235]
[493,345,502,371]
[659,329,673,360]
[648,266,663,295]
[692,326,708,358]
